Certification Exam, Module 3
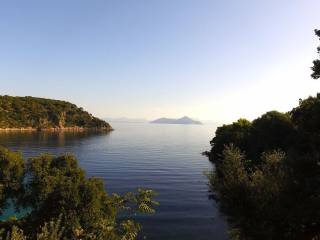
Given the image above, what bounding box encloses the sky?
[1,0,320,123]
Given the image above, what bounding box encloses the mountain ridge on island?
[150,116,202,125]
[0,95,113,131]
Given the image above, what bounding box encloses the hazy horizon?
[1,0,320,123]
[105,116,218,124]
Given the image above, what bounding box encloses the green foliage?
[0,96,112,130]
[36,216,64,240]
[209,111,294,163]
[0,147,24,213]
[207,95,320,239]
[118,220,140,240]
[0,148,158,240]
[291,94,320,134]
[1,217,63,240]
[249,111,295,159]
[2,226,26,240]
[209,146,291,239]
[311,29,320,79]
[209,118,251,163]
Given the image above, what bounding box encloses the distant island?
[0,95,113,131]
[150,116,202,125]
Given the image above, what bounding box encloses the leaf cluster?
[0,148,158,240]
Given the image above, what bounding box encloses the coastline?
[0,127,114,132]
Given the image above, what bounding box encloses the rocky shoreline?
[0,126,113,132]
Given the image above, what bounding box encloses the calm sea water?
[0,122,228,240]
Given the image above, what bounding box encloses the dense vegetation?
[0,96,112,130]
[206,30,320,239]
[0,147,158,240]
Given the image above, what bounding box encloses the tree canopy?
[209,111,295,165]
[207,95,320,239]
[207,87,320,239]
[0,147,157,240]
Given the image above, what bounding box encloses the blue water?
[0,122,228,240]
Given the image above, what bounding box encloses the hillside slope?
[0,95,112,131]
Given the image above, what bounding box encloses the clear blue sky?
[1,0,320,123]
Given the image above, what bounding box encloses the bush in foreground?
[0,147,158,240]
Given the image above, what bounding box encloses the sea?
[0,122,228,240]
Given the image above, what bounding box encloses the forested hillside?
[0,96,112,130]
